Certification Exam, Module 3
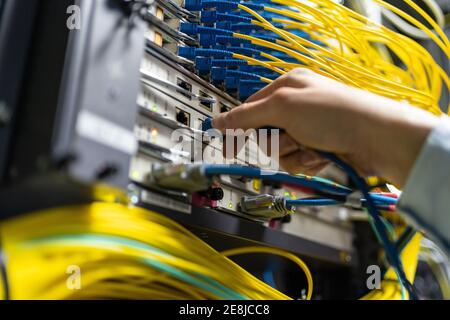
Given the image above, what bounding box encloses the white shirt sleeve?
[398,116,450,255]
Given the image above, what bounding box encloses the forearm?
[359,92,440,186]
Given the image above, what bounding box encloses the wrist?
[375,109,439,187]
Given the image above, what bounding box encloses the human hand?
[213,69,440,187]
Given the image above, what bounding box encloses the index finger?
[245,68,314,103]
[213,96,284,132]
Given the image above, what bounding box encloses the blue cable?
[367,215,407,300]
[202,119,414,297]
[286,198,395,208]
[395,226,416,252]
[202,164,352,196]
[185,0,417,299]
[200,127,414,299]
[370,194,398,205]
[286,198,340,206]
[263,267,277,288]
[318,151,417,299]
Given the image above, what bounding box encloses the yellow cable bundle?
[0,202,313,300]
[0,201,425,300]
[232,0,450,114]
[361,232,422,300]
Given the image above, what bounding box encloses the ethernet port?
[177,77,192,100]
[199,90,213,112]
[176,108,190,126]
[220,103,231,113]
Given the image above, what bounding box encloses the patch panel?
[139,52,266,166]
[133,114,263,197]
[137,100,262,172]
[129,0,355,259]
[137,7,331,209]
[133,104,353,252]
[140,52,237,117]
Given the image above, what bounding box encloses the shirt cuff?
[398,115,450,253]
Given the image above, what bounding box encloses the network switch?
[128,0,355,256]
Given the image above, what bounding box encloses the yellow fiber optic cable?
[233,33,360,86]
[273,18,430,85]
[221,246,314,300]
[270,1,373,61]
[332,0,450,57]
[238,4,306,54]
[374,0,450,57]
[238,2,338,71]
[272,0,349,56]
[0,203,314,300]
[0,203,424,300]
[229,0,449,114]
[232,53,287,75]
[361,233,422,300]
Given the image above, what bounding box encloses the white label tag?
[76,110,137,155]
